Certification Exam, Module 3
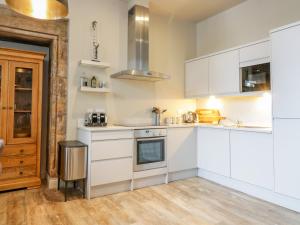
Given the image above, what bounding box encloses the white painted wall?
[68,0,197,138]
[196,0,300,56]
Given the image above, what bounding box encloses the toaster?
[85,112,107,127]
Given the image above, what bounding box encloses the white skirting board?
[91,181,131,198]
[168,169,198,182]
[133,175,166,190]
[198,169,300,213]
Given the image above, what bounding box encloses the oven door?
[134,137,167,172]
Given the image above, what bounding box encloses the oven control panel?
[134,129,167,138]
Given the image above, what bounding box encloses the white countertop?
[78,123,272,133]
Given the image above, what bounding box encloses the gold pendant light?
[5,0,68,20]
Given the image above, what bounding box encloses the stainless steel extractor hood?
[111,5,170,82]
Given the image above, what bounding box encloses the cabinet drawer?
[0,155,36,168]
[0,144,36,156]
[0,165,36,181]
[92,139,133,161]
[91,131,134,141]
[91,158,132,186]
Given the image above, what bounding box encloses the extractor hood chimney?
[111,1,170,82]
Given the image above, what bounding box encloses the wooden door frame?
[0,5,68,180]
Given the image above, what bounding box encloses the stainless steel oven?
[133,128,167,172]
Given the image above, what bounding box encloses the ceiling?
[149,0,245,22]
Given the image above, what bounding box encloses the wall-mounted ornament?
[91,21,100,62]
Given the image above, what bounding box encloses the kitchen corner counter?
[196,124,273,134]
[78,123,272,133]
[78,125,134,132]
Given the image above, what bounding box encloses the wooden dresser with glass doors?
[0,48,44,191]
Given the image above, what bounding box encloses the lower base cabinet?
[167,127,197,173]
[274,119,300,200]
[91,158,132,186]
[197,128,230,177]
[230,131,274,190]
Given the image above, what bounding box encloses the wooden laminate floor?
[1,177,300,225]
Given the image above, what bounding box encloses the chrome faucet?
[236,120,242,127]
[152,107,167,126]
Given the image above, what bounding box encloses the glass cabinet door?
[7,61,38,144]
[0,60,8,143]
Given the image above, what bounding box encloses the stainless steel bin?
[58,141,87,201]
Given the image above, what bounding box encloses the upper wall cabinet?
[239,41,270,66]
[209,50,240,95]
[271,24,300,118]
[185,58,209,98]
[185,39,270,98]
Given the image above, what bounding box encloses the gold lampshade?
[5,0,68,20]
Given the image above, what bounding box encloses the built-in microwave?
[240,62,270,92]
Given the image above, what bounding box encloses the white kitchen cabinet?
[167,127,197,173]
[91,130,134,141]
[185,58,209,97]
[239,41,270,64]
[230,131,274,190]
[91,139,133,161]
[209,50,240,95]
[197,128,230,177]
[272,24,300,118]
[91,158,132,186]
[274,119,300,199]
[78,128,134,198]
[90,134,134,187]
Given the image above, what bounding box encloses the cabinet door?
[274,119,300,199]
[272,25,300,118]
[91,158,132,186]
[197,128,230,177]
[7,61,39,144]
[167,127,197,173]
[185,58,209,97]
[230,131,274,190]
[209,50,240,95]
[239,41,270,63]
[0,60,8,143]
